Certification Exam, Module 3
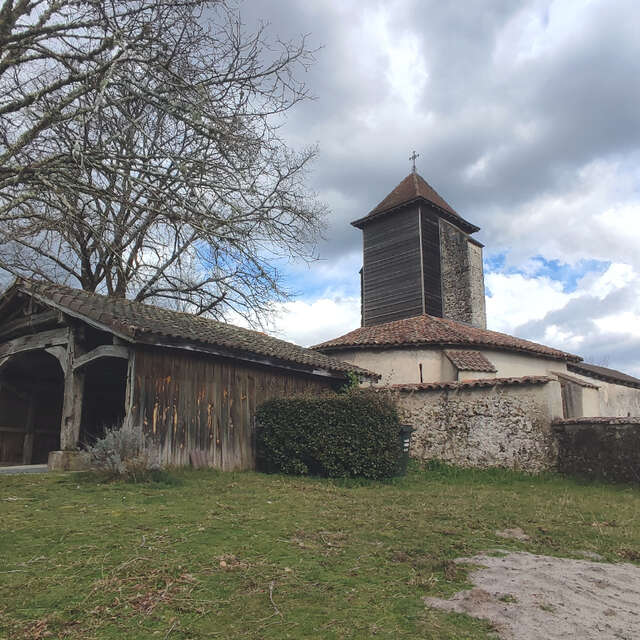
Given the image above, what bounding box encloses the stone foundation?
[48,450,88,471]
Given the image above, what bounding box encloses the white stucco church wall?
[337,346,571,387]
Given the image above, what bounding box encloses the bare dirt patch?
[424,551,640,639]
[495,527,530,541]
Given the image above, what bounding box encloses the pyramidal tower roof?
[351,172,479,233]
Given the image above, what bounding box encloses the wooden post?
[60,327,85,450]
[121,350,137,434]
[21,385,36,464]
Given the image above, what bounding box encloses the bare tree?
[0,0,325,322]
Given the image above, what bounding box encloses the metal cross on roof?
[410,150,420,173]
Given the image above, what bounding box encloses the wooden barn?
[0,280,377,470]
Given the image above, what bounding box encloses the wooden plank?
[421,210,443,317]
[0,310,61,341]
[362,206,422,326]
[131,346,333,470]
[72,345,129,371]
[0,328,68,359]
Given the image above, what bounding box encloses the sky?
[233,0,640,377]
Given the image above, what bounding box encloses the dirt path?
[424,551,640,639]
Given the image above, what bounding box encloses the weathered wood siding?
[131,346,335,470]
[421,209,443,317]
[362,207,422,326]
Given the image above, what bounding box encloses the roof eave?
[13,284,379,380]
[131,334,381,381]
[567,363,640,390]
[17,285,136,343]
[351,197,480,234]
[314,340,581,363]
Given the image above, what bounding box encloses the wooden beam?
[0,310,61,341]
[60,328,84,450]
[45,346,68,373]
[145,339,348,382]
[72,345,129,372]
[0,328,68,359]
[121,350,137,433]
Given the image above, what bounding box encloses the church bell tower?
[352,165,486,329]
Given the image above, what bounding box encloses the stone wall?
[554,418,640,483]
[467,240,487,329]
[396,378,563,472]
[439,220,486,329]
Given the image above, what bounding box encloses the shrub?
[82,426,162,482]
[255,389,403,479]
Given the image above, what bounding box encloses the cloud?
[231,1,640,377]
[487,262,640,375]
[270,295,360,347]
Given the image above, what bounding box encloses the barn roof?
[312,313,581,363]
[351,172,479,234]
[5,280,379,380]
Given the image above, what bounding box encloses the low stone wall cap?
[553,417,640,426]
[378,375,553,392]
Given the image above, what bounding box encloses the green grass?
[1,462,639,639]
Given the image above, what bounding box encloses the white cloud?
[270,296,360,347]
[485,271,570,334]
[487,158,640,270]
[487,261,640,373]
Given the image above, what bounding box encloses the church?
[313,169,640,471]
[0,169,639,473]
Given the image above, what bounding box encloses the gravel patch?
[424,551,640,639]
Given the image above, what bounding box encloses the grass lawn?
[1,463,639,639]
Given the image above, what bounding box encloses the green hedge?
[255,390,403,479]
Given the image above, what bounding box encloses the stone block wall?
[467,240,487,329]
[439,220,486,329]
[554,418,640,483]
[396,378,563,472]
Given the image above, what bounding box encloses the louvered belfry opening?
[352,172,486,329]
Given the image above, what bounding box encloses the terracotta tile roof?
[567,362,640,389]
[378,376,553,392]
[11,280,379,380]
[553,417,640,425]
[445,349,497,372]
[351,172,479,233]
[313,314,581,363]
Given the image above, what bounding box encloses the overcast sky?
[238,0,640,376]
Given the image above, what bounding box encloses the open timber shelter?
[0,280,377,470]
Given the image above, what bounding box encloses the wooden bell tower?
[352,167,486,329]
